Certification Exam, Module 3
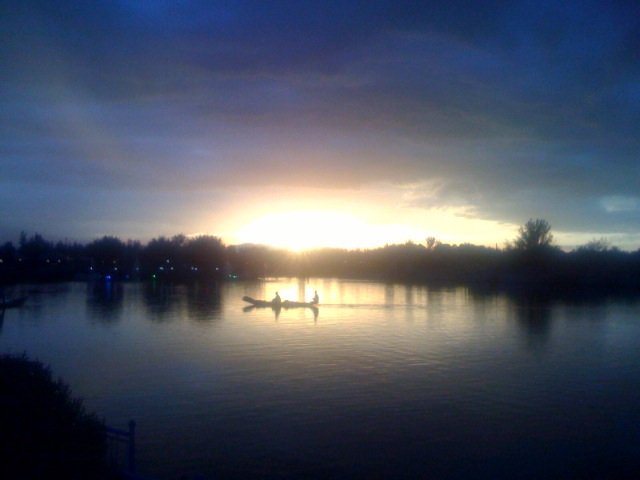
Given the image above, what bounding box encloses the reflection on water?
[514,297,553,349]
[140,282,222,323]
[185,282,222,322]
[143,284,170,320]
[87,281,124,322]
[1,279,639,479]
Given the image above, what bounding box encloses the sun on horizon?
[229,204,528,252]
[234,210,428,251]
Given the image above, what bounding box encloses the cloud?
[600,196,640,213]
[2,1,639,244]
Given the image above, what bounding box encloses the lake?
[1,279,639,479]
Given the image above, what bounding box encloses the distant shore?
[2,232,639,292]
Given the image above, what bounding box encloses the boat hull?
[242,296,318,309]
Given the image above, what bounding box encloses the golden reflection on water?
[224,278,510,384]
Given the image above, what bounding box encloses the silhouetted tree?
[86,236,126,276]
[141,235,185,279]
[183,235,225,279]
[16,232,61,281]
[510,219,554,252]
[426,236,440,251]
[1,241,17,259]
[576,238,616,253]
[226,244,264,278]
[19,232,54,261]
[0,241,18,283]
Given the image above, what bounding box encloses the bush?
[0,353,116,479]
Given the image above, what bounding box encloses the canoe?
[242,296,275,307]
[282,300,319,308]
[242,296,318,309]
[1,296,28,309]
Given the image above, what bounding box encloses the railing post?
[128,420,136,474]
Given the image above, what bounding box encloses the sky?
[2,1,639,250]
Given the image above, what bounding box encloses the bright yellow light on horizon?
[223,186,522,251]
[236,210,412,251]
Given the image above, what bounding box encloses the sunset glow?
[228,200,524,251]
[236,211,384,250]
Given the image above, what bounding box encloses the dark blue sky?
[2,1,639,249]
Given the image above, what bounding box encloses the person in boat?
[273,292,282,306]
[312,290,319,304]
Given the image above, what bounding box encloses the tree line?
[1,220,640,291]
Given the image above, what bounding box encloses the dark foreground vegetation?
[1,220,639,291]
[0,354,120,479]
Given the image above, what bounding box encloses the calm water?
[1,279,639,479]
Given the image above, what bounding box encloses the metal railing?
[106,420,136,475]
